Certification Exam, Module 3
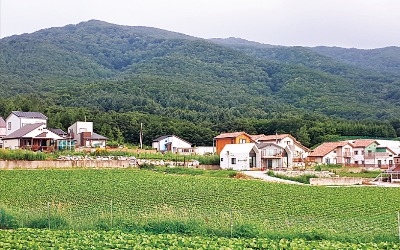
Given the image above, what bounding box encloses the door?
[267,159,273,169]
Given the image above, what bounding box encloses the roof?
[11,111,47,120]
[375,140,400,155]
[3,123,45,139]
[152,135,191,145]
[214,131,252,139]
[82,132,108,140]
[0,117,5,128]
[48,128,67,136]
[258,133,310,152]
[258,133,292,141]
[309,141,351,157]
[349,139,378,148]
[220,143,258,154]
[250,134,265,141]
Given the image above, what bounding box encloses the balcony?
[343,152,353,157]
[364,152,391,159]
[261,151,284,158]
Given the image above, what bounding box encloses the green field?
[1,168,400,247]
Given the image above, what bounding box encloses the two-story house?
[257,142,293,170]
[257,134,310,166]
[68,121,107,148]
[308,141,354,165]
[214,132,254,155]
[5,111,47,136]
[219,143,261,170]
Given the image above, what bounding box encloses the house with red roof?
[349,139,396,168]
[308,141,354,165]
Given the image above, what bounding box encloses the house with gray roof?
[5,111,48,136]
[152,135,192,153]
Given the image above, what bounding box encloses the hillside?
[0,20,399,146]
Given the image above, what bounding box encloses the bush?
[0,207,18,229]
[26,215,68,229]
[232,223,259,238]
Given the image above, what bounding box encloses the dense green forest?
[1,20,400,148]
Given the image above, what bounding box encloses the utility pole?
[139,123,143,149]
[0,0,2,39]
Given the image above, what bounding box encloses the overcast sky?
[1,0,399,49]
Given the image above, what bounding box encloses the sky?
[0,0,399,49]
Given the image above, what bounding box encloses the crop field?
[1,228,399,249]
[1,168,400,246]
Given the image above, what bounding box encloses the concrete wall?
[310,177,364,186]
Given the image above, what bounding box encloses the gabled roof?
[152,135,191,145]
[258,133,310,152]
[214,131,252,139]
[258,133,292,141]
[0,117,5,128]
[349,139,379,148]
[220,143,258,154]
[10,111,47,120]
[309,141,352,157]
[3,123,45,139]
[250,134,265,141]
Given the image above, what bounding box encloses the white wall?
[2,139,20,149]
[68,122,93,146]
[5,114,46,136]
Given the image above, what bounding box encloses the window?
[220,158,223,162]
[7,122,11,130]
[231,158,236,164]
[325,158,330,164]
[354,150,358,155]
[239,139,246,144]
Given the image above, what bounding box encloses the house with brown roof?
[214,132,254,154]
[257,142,293,170]
[308,141,354,165]
[258,133,310,165]
[2,123,62,151]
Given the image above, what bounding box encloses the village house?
[2,123,62,151]
[257,133,310,166]
[68,121,107,148]
[219,143,261,170]
[5,111,47,136]
[308,141,354,165]
[152,135,192,153]
[257,142,293,170]
[214,132,254,155]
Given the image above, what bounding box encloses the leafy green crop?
[0,169,400,243]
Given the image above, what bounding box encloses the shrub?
[26,215,68,229]
[0,207,18,229]
[232,223,259,238]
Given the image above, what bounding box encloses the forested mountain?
[1,20,399,147]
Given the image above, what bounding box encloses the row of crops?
[1,228,399,249]
[1,168,400,244]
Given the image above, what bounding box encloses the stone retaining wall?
[310,177,364,186]
[0,160,220,170]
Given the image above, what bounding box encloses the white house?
[220,143,261,170]
[0,117,6,147]
[152,135,192,153]
[5,111,47,136]
[2,123,62,150]
[257,143,293,170]
[257,134,310,165]
[68,121,107,148]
